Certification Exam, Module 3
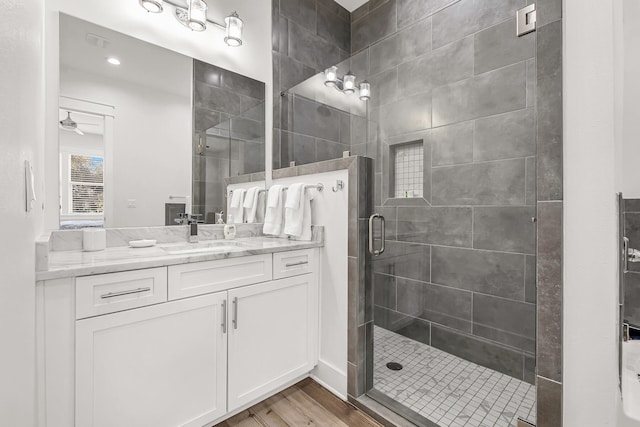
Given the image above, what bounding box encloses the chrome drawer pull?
[285,261,308,268]
[232,297,238,329]
[222,300,227,334]
[100,287,151,299]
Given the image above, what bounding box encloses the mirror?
[58,13,265,229]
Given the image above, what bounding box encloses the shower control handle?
[369,213,385,256]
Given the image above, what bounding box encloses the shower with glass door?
[277,0,540,424]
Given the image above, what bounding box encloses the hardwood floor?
[215,378,383,427]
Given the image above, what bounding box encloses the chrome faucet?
[175,213,203,225]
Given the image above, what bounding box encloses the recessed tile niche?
[391,141,424,198]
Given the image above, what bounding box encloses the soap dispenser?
[224,214,236,240]
[216,211,225,224]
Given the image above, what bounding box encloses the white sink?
[161,241,252,255]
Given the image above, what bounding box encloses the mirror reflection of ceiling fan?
[59,111,97,135]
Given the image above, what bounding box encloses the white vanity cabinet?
[37,248,319,427]
[75,292,228,427]
[227,274,318,411]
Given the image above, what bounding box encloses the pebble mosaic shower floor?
[373,327,536,427]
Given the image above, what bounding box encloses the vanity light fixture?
[139,0,163,13]
[138,0,244,46]
[224,12,243,47]
[187,0,207,31]
[323,66,371,101]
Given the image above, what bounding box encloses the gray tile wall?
[352,0,538,386]
[272,0,563,424]
[624,199,640,327]
[273,0,351,168]
[192,60,265,221]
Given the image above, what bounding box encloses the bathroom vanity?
[36,235,321,427]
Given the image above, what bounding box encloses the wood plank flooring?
[215,379,383,427]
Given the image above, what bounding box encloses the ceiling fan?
[59,111,97,135]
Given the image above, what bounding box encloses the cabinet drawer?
[76,268,168,319]
[273,249,316,280]
[168,254,272,300]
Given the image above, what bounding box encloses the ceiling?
[334,0,368,12]
[59,14,191,96]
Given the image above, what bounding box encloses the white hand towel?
[284,183,305,237]
[296,189,316,241]
[263,185,284,235]
[243,187,261,223]
[228,188,245,224]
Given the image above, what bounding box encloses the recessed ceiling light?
[106,57,121,66]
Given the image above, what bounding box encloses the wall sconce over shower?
[324,66,370,101]
[138,0,244,47]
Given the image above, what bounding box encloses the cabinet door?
[76,292,228,427]
[227,273,318,411]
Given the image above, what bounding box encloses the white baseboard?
[310,359,347,400]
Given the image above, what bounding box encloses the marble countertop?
[37,236,323,281]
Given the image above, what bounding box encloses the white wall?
[60,67,192,227]
[564,0,621,425]
[622,0,640,198]
[0,0,44,425]
[44,0,273,229]
[272,171,350,398]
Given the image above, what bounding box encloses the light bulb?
[224,12,243,47]
[139,0,163,13]
[106,57,121,66]
[188,0,207,31]
[343,72,356,94]
[359,81,370,101]
[324,66,338,87]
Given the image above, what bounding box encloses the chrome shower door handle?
[624,237,630,273]
[368,213,385,256]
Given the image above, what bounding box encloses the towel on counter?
[263,185,284,235]
[243,187,261,223]
[284,183,316,241]
[228,188,246,224]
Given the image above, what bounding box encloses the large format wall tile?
[396,206,473,247]
[431,159,526,206]
[369,17,432,75]
[429,121,474,166]
[378,93,432,137]
[397,36,474,98]
[431,0,525,49]
[474,108,537,162]
[432,62,526,127]
[431,246,525,299]
[374,306,432,345]
[536,20,563,201]
[194,82,242,116]
[537,201,562,382]
[396,0,455,29]
[473,293,536,344]
[473,206,536,254]
[397,278,473,333]
[291,96,342,141]
[280,0,316,30]
[474,19,535,75]
[351,0,397,52]
[289,21,344,72]
[431,325,525,379]
[373,240,431,283]
[536,376,562,427]
[317,2,351,52]
[374,272,397,310]
[624,272,640,326]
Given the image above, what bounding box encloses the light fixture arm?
[163,0,226,30]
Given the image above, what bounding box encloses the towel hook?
[332,180,344,192]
